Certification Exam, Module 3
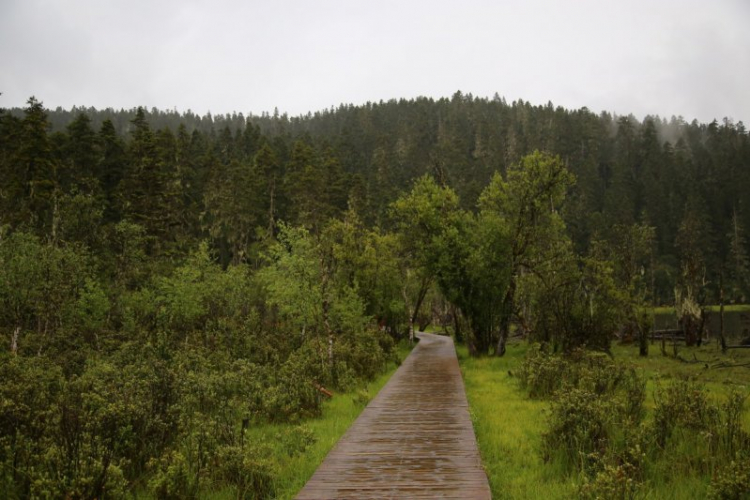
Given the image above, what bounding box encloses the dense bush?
[708,456,750,500]
[518,343,646,412]
[0,223,395,497]
[520,345,749,498]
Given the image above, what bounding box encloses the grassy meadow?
[459,341,750,499]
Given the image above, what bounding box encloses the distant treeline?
[5,92,749,302]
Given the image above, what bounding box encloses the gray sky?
[1,0,748,123]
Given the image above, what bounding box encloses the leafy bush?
[653,380,720,448]
[708,456,750,500]
[277,425,317,457]
[518,344,646,418]
[579,461,640,500]
[543,388,611,470]
[148,450,199,500]
[214,444,277,499]
[517,343,569,398]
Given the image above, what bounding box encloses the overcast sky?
[1,0,748,123]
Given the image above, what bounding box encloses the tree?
[260,223,370,384]
[63,113,99,193]
[675,194,712,346]
[10,98,59,237]
[523,244,625,353]
[478,151,575,355]
[726,207,749,302]
[118,108,179,254]
[97,119,126,222]
[592,222,655,355]
[430,208,511,354]
[203,156,259,265]
[252,143,281,238]
[390,175,461,341]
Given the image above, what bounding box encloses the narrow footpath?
[296,332,491,499]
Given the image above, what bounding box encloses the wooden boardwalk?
[296,333,491,499]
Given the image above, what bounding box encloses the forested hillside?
[8,92,749,303]
[1,93,749,497]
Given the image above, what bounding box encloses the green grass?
[458,342,576,499]
[459,340,750,499]
[613,342,750,432]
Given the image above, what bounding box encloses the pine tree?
[97,119,126,222]
[118,108,176,254]
[64,113,99,193]
[14,97,59,237]
[726,207,750,301]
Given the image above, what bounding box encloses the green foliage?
[579,461,641,500]
[521,347,646,475]
[4,94,750,498]
[0,230,103,356]
[478,151,576,355]
[531,255,627,352]
[516,344,750,499]
[543,387,612,469]
[708,457,750,500]
[652,381,749,458]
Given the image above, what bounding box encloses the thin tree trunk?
[495,280,517,356]
[410,278,430,334]
[451,304,463,343]
[638,318,649,357]
[267,177,276,237]
[720,271,727,352]
[10,325,19,355]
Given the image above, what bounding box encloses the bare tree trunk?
[10,325,19,355]
[495,280,517,356]
[401,283,427,343]
[451,303,462,343]
[411,278,430,334]
[267,177,276,237]
[720,272,727,352]
[697,308,707,347]
[638,319,649,357]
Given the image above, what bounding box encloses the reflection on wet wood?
[296,333,491,499]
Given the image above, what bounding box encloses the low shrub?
[214,444,277,499]
[579,461,640,500]
[708,456,750,500]
[542,388,611,470]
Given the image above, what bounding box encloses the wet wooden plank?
[296,333,491,499]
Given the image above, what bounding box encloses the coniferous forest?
[1,93,750,498]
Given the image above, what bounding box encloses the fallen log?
[312,382,333,398]
[710,362,750,369]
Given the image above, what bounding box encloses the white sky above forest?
[1,0,748,123]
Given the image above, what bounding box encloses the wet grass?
[458,342,576,499]
[459,340,750,499]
